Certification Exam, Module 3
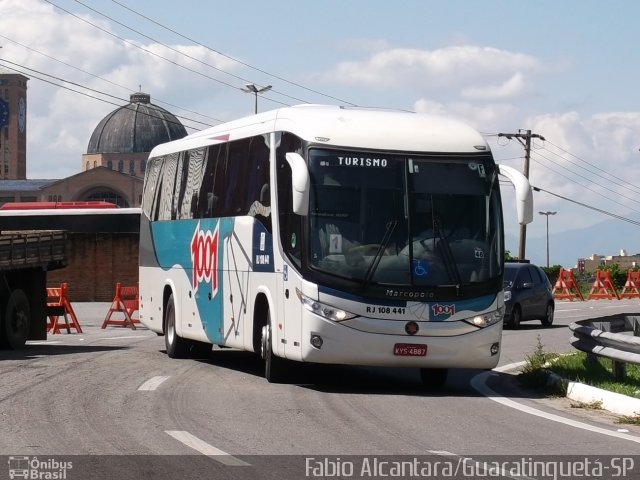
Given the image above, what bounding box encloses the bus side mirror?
[497,164,533,225]
[285,152,310,216]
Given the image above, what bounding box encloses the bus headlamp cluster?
[464,305,505,328]
[296,288,357,322]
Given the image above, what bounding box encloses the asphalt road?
[1,300,639,479]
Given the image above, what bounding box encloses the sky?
[1,0,640,269]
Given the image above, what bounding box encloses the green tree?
[599,263,628,291]
[541,265,562,286]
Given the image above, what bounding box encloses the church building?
[0,73,187,207]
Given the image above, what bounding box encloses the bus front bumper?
[297,312,502,369]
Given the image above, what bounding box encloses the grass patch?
[570,399,603,410]
[615,415,640,425]
[519,336,564,395]
[547,351,640,399]
[519,337,640,423]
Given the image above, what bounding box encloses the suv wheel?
[541,303,554,327]
[511,305,522,329]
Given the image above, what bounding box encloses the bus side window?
[247,134,271,231]
[172,151,187,220]
[157,152,178,221]
[225,139,250,215]
[142,157,162,220]
[194,144,222,218]
[276,132,303,268]
[179,147,206,220]
[209,143,228,217]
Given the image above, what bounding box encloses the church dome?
[87,92,187,154]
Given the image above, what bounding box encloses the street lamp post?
[242,83,272,114]
[539,211,557,267]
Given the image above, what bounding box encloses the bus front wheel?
[164,294,189,358]
[260,315,287,383]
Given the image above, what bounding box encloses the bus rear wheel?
[164,294,189,358]
[420,367,448,389]
[0,289,30,349]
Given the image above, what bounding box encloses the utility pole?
[498,130,545,261]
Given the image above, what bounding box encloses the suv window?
[527,265,539,284]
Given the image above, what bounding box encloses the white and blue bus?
[139,105,532,385]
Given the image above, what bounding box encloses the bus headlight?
[464,306,505,328]
[296,288,357,322]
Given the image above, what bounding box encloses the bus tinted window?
[142,157,162,219]
[276,132,304,267]
[178,147,206,219]
[157,152,179,221]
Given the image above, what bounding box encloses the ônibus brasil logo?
[190,221,219,293]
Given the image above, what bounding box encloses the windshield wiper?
[434,219,463,295]
[361,220,397,291]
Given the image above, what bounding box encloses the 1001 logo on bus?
[432,303,455,317]
[191,221,219,293]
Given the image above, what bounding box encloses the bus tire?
[164,294,189,358]
[420,367,448,388]
[1,289,30,350]
[261,314,287,383]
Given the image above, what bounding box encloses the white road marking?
[471,369,640,444]
[165,430,250,466]
[27,341,63,345]
[138,376,170,391]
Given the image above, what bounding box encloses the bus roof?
[149,105,490,158]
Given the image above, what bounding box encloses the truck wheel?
[164,294,188,358]
[1,289,30,349]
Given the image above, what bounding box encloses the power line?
[533,185,640,227]
[543,139,640,196]
[0,60,205,131]
[41,0,290,109]
[492,131,640,231]
[108,0,357,106]
[68,0,309,106]
[0,33,225,124]
[530,149,640,209]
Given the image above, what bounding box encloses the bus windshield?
[308,149,502,288]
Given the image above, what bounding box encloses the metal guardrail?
[569,314,640,381]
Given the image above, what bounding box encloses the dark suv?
[503,262,554,329]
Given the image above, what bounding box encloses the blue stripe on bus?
[151,217,273,344]
[152,218,234,344]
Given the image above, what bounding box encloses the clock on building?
[18,97,26,133]
[0,98,8,128]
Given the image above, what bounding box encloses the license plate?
[393,343,427,356]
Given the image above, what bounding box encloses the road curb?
[546,370,640,417]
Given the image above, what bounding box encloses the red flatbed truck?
[0,230,66,349]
